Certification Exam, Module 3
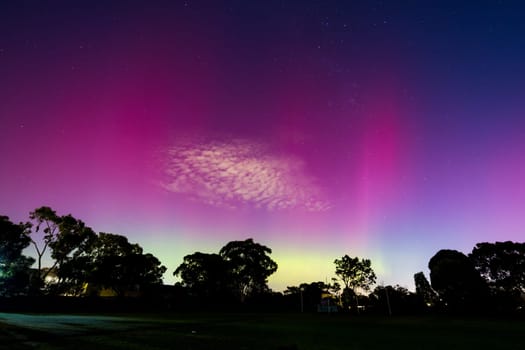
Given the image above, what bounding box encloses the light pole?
[385,286,392,316]
[300,287,304,313]
[379,281,392,317]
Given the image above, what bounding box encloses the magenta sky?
[2,1,525,291]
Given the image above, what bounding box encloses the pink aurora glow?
[1,2,525,290]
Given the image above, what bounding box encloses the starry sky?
[1,0,525,291]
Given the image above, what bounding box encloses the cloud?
[160,139,331,211]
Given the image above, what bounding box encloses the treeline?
[1,206,524,315]
[0,207,166,298]
[421,244,525,314]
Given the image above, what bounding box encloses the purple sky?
[2,1,525,291]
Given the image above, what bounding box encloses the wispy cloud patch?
[160,139,331,211]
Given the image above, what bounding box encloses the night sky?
[2,0,525,291]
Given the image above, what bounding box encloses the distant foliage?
[334,255,376,312]
[369,284,424,315]
[284,281,333,312]
[0,216,34,296]
[4,204,525,318]
[175,238,278,303]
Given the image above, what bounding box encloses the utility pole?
[385,286,392,316]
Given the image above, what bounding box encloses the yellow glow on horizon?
[269,250,336,292]
[269,246,388,292]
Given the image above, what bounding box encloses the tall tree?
[174,252,232,300]
[0,216,34,296]
[469,241,525,311]
[429,249,488,312]
[67,232,167,296]
[28,206,96,290]
[414,271,439,307]
[219,238,278,301]
[334,255,376,312]
[469,241,525,294]
[28,206,60,276]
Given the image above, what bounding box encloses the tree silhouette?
[414,271,439,307]
[469,241,525,294]
[469,241,525,311]
[71,232,167,296]
[334,255,376,312]
[0,216,34,296]
[219,238,278,302]
[174,252,232,300]
[429,249,488,312]
[28,207,60,277]
[28,206,96,291]
[174,239,277,303]
[369,285,418,315]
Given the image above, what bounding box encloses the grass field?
[1,312,524,350]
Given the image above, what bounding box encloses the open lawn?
[0,312,524,350]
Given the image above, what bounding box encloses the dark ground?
[1,312,524,350]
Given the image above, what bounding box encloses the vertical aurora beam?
[337,73,411,242]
